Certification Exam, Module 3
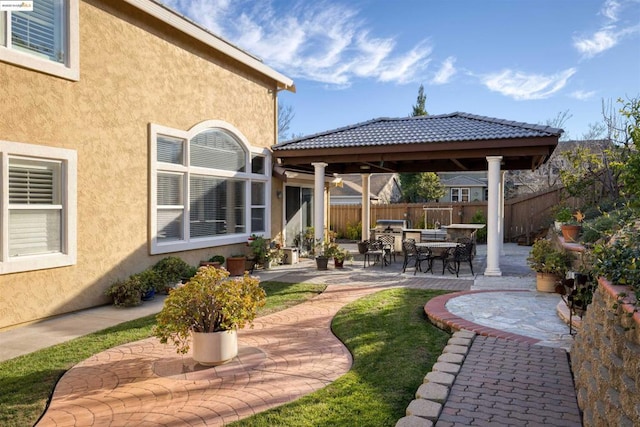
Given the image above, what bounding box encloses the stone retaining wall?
[571,278,640,426]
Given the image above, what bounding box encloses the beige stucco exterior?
[0,1,290,329]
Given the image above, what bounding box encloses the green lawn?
[0,281,325,427]
[230,288,450,427]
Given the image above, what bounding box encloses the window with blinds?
[151,122,265,253]
[2,0,67,63]
[8,158,62,256]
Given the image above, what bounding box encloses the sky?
[161,0,640,141]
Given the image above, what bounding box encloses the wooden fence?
[330,187,583,243]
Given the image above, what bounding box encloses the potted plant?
[527,238,572,292]
[561,210,584,243]
[323,240,351,268]
[554,206,573,232]
[153,256,195,293]
[314,239,330,270]
[105,277,143,307]
[248,236,269,268]
[200,255,225,268]
[154,267,266,366]
[226,254,247,276]
[135,269,162,301]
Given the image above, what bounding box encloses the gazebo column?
[484,156,502,276]
[312,162,328,245]
[361,173,371,241]
[499,171,505,256]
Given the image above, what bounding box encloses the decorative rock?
[424,371,455,386]
[437,352,465,364]
[432,362,460,374]
[443,344,469,355]
[416,382,449,402]
[406,399,442,421]
[395,415,434,427]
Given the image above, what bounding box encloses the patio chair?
[378,234,396,264]
[443,242,475,277]
[364,239,385,268]
[402,239,432,275]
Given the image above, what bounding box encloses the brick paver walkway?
[436,336,582,427]
[38,274,471,427]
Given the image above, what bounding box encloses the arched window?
[150,121,270,254]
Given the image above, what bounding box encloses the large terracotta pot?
[226,257,246,276]
[536,272,561,293]
[561,224,582,242]
[192,330,238,366]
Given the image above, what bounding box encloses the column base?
[484,268,502,277]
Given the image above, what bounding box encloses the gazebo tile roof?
[273,112,562,150]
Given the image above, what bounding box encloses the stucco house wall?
[0,0,289,329]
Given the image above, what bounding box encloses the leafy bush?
[153,256,194,285]
[208,255,226,264]
[105,278,142,307]
[470,210,487,243]
[345,221,362,241]
[591,221,640,307]
[132,269,162,293]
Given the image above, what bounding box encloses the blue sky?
[162,0,640,141]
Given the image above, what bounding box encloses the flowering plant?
[154,266,266,354]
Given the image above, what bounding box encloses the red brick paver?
[38,284,382,426]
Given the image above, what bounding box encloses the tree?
[411,84,428,117]
[278,103,295,141]
[400,85,442,202]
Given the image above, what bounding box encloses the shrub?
[591,221,640,307]
[470,210,487,243]
[153,256,193,285]
[345,221,362,241]
[132,269,162,294]
[105,278,142,307]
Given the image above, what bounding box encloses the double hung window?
[151,121,270,254]
[451,187,470,202]
[0,140,77,274]
[0,0,79,80]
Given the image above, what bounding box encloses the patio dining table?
[415,241,460,274]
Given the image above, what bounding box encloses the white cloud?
[481,68,577,100]
[573,0,640,58]
[161,0,433,87]
[431,56,456,85]
[570,90,597,100]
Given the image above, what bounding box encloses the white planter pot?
[191,329,238,366]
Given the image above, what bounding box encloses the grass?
[230,288,450,427]
[0,281,326,427]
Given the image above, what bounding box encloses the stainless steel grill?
[371,219,407,253]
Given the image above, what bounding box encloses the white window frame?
[0,140,77,274]
[150,121,271,255]
[450,187,470,202]
[0,0,79,81]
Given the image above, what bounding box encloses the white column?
[499,171,505,256]
[312,162,327,245]
[484,156,502,276]
[361,173,371,241]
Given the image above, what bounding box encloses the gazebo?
[272,112,562,276]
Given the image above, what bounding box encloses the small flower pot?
[316,256,329,270]
[561,224,582,242]
[334,258,345,268]
[536,272,561,293]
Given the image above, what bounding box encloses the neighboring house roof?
[131,0,295,92]
[440,175,487,187]
[273,112,562,175]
